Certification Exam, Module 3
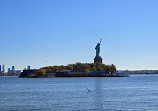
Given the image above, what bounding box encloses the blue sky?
[0,0,158,70]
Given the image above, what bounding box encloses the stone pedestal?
[94,56,102,63]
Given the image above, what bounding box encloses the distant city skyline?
[1,0,158,70]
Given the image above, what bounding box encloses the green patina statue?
[95,39,102,57]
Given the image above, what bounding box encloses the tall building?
[12,66,15,73]
[0,65,1,72]
[8,68,11,73]
[27,66,31,70]
[2,64,5,73]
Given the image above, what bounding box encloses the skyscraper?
[0,65,1,72]
[8,68,11,73]
[27,66,31,70]
[2,64,5,73]
[12,66,15,73]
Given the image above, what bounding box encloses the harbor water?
[0,74,158,110]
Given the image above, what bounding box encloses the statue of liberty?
[95,39,102,57]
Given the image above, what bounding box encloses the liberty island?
[19,40,129,78]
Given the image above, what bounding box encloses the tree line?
[41,62,116,74]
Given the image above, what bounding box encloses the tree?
[109,64,116,74]
[39,69,46,75]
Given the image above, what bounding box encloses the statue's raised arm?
[100,39,102,44]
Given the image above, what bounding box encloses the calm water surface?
[0,74,158,111]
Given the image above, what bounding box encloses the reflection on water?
[0,75,158,110]
[95,78,103,110]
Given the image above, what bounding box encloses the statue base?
[94,56,102,63]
